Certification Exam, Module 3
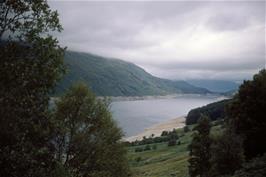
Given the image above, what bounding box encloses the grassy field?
[127,123,223,177]
[127,127,194,177]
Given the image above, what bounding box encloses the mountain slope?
[55,51,210,96]
[187,79,239,93]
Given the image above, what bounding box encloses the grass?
[127,126,195,177]
[127,123,223,177]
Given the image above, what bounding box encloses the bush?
[168,139,177,146]
[184,126,190,133]
[135,147,143,152]
[144,145,151,151]
[135,157,142,162]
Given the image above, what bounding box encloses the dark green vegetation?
[188,116,212,177]
[56,51,210,96]
[186,99,231,125]
[233,154,266,177]
[0,1,65,176]
[0,2,130,177]
[53,83,130,177]
[228,69,266,159]
[187,79,239,93]
[188,69,266,177]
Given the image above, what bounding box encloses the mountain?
[187,79,239,93]
[55,51,210,96]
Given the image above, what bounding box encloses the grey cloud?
[49,1,265,81]
[139,56,264,72]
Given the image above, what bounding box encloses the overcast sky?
[49,1,265,81]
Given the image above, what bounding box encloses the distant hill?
[186,99,232,125]
[55,51,210,96]
[187,79,239,93]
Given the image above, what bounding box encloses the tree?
[0,0,62,40]
[210,130,244,176]
[0,1,65,176]
[53,83,130,177]
[228,69,266,159]
[188,115,212,177]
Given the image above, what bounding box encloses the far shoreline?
[99,93,227,102]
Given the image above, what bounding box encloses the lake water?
[110,95,225,137]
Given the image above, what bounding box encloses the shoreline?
[123,116,186,142]
[98,93,225,102]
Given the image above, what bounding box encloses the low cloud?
[49,1,265,81]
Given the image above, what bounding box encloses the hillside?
[127,122,223,177]
[187,79,239,93]
[186,99,232,125]
[55,51,210,96]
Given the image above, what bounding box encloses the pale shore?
[124,116,186,142]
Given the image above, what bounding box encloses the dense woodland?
[1,1,265,177]
[186,99,231,125]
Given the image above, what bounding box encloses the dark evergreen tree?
[188,115,212,177]
[228,69,266,159]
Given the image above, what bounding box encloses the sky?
[49,1,265,81]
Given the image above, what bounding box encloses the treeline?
[188,69,266,177]
[186,98,232,125]
[0,1,130,177]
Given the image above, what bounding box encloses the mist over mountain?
[55,51,210,96]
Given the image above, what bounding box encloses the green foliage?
[53,83,130,177]
[168,139,177,146]
[188,115,212,177]
[0,0,62,40]
[152,144,157,150]
[228,69,266,159]
[144,145,151,151]
[186,99,231,125]
[184,126,190,133]
[0,1,64,176]
[233,153,266,177]
[210,130,244,176]
[55,51,210,96]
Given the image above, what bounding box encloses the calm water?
[110,95,224,137]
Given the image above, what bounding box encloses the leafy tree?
[188,115,212,177]
[53,83,130,177]
[0,1,65,176]
[0,0,61,40]
[210,130,244,176]
[228,69,266,159]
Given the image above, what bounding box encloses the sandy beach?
[124,116,186,142]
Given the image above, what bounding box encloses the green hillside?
[127,122,223,177]
[55,51,210,96]
[186,99,232,125]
